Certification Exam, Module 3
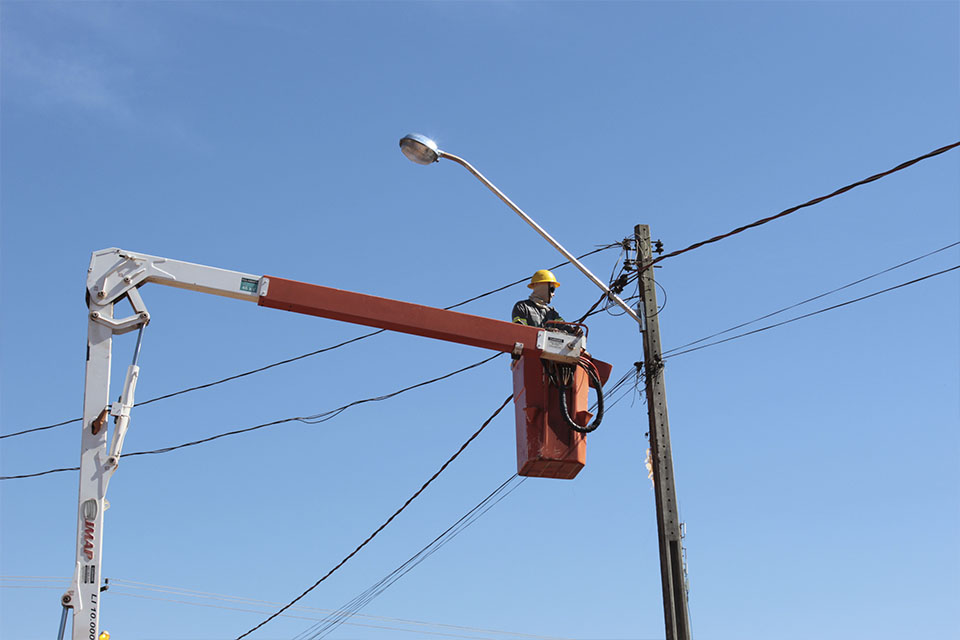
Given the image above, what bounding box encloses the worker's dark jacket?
[512,297,564,329]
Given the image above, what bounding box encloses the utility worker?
[512,269,565,328]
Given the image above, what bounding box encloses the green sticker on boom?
[240,278,259,293]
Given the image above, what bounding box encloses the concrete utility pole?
[635,224,691,640]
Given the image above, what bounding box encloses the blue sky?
[2,2,958,639]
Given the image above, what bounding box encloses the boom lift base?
[63,248,613,639]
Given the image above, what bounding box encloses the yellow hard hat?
[528,269,560,289]
[99,633,110,640]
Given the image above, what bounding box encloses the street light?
[398,133,643,326]
[401,134,691,640]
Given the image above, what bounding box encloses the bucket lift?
[60,248,612,640]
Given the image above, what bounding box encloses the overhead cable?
[234,394,515,640]
[2,262,626,481]
[298,367,649,640]
[0,465,85,481]
[301,478,527,639]
[665,263,960,359]
[663,240,960,357]
[0,354,503,481]
[575,247,636,323]
[0,575,579,640]
[294,474,527,640]
[111,591,513,640]
[13,258,949,481]
[9,371,638,632]
[445,243,618,309]
[600,365,647,414]
[1,243,619,441]
[647,140,960,268]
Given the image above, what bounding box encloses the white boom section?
[63,249,267,640]
[87,247,267,308]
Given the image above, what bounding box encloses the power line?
[601,364,647,414]
[106,578,572,640]
[14,257,947,480]
[1,579,567,640]
[300,364,653,640]
[648,140,960,268]
[5,280,622,636]
[662,240,960,357]
[0,465,84,481]
[12,393,628,640]
[2,362,637,637]
[3,575,567,638]
[577,143,959,322]
[297,474,527,640]
[0,417,80,440]
[1,263,623,479]
[294,375,645,640]
[665,263,960,359]
[0,354,503,481]
[110,591,514,640]
[10,249,953,482]
[444,243,619,310]
[234,393,515,640]
[1,244,619,441]
[0,330,385,441]
[575,249,637,323]
[7,141,956,439]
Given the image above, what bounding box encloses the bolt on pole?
[635,224,691,640]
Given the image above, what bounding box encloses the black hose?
[554,361,604,434]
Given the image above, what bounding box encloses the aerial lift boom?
[61,248,611,640]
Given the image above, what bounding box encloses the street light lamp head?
[399,133,441,165]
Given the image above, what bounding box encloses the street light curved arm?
[398,134,643,326]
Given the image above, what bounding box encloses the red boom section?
[259,275,613,480]
[259,275,613,384]
[258,276,543,355]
